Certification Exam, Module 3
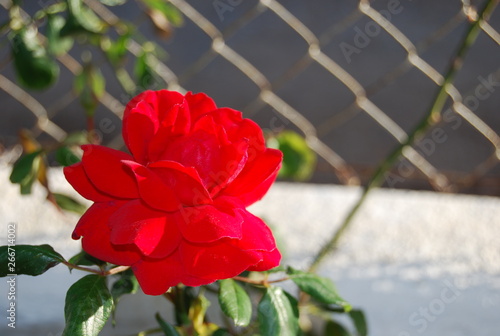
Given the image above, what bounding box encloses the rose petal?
[210,108,266,153]
[64,162,114,202]
[132,255,183,295]
[159,129,248,193]
[109,200,181,258]
[81,145,139,199]
[122,160,181,212]
[175,199,243,244]
[132,254,211,295]
[73,202,141,266]
[231,209,277,252]
[247,248,281,272]
[149,160,212,206]
[222,148,282,206]
[123,101,157,163]
[185,91,217,120]
[147,101,192,161]
[180,241,261,280]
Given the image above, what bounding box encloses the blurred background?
[1,0,499,195]
[0,0,499,335]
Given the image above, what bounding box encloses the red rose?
[64,90,282,295]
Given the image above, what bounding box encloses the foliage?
[0,243,365,335]
[3,1,363,335]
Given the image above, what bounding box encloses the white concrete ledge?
[0,163,499,335]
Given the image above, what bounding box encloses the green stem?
[61,259,130,276]
[308,0,498,273]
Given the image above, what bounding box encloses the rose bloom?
[64,90,282,295]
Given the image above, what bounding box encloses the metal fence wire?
[1,0,499,196]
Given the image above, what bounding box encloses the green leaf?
[68,250,106,267]
[46,15,74,56]
[100,0,127,5]
[218,279,252,327]
[102,32,130,66]
[258,286,299,336]
[111,269,138,303]
[212,329,231,336]
[349,310,367,336]
[0,244,65,277]
[63,131,89,146]
[142,0,183,26]
[134,51,157,90]
[10,150,43,195]
[74,64,105,116]
[53,193,87,214]
[10,28,59,90]
[155,313,180,336]
[324,320,352,336]
[287,267,351,311]
[62,0,105,36]
[56,146,81,166]
[273,131,316,181]
[63,275,113,336]
[10,150,41,183]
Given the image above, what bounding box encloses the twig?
[232,275,289,286]
[61,259,130,276]
[308,0,498,273]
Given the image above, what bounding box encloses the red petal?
[132,255,183,295]
[210,108,266,153]
[222,148,282,206]
[64,163,114,202]
[81,145,139,199]
[109,200,181,258]
[132,253,212,295]
[147,101,192,161]
[185,91,217,120]
[123,101,157,163]
[175,199,243,244]
[149,160,212,206]
[73,202,141,266]
[123,90,187,162]
[231,209,277,252]
[122,161,181,212]
[247,248,281,272]
[180,240,261,280]
[159,130,248,193]
[155,90,185,121]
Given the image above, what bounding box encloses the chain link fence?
[1,0,499,195]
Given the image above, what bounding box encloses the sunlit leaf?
[287,267,351,311]
[218,279,252,327]
[141,0,183,26]
[10,150,42,184]
[273,130,316,181]
[62,0,105,36]
[258,286,299,336]
[46,15,73,56]
[63,275,113,336]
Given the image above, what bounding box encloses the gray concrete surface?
[0,158,499,336]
